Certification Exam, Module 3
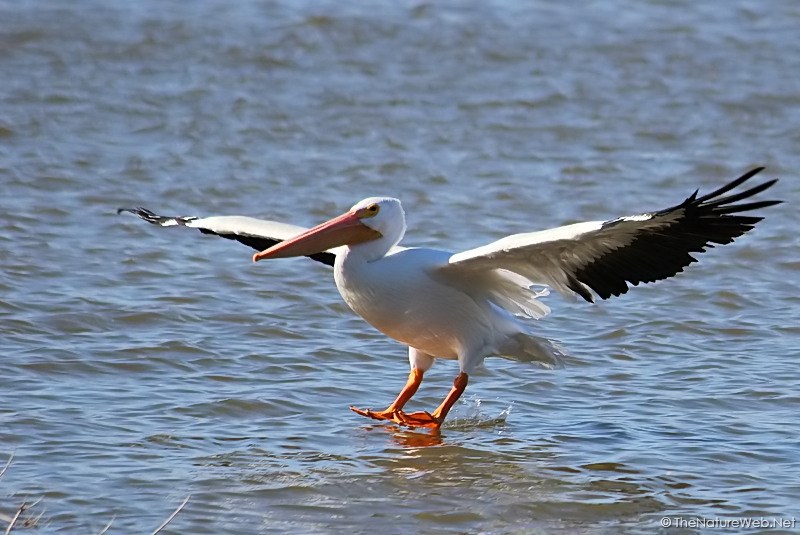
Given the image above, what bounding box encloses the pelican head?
[253,197,405,262]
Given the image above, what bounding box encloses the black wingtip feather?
[117,206,198,226]
[694,166,766,204]
[574,167,780,301]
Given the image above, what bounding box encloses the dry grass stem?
[3,505,21,535]
[0,453,13,481]
[3,453,188,533]
[4,498,41,535]
[98,516,115,535]
[150,495,190,535]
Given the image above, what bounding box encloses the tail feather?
[497,332,567,369]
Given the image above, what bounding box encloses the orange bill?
[253,210,381,262]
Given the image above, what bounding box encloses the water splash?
[442,395,513,430]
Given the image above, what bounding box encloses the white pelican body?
[338,247,472,362]
[120,168,780,428]
[337,245,546,371]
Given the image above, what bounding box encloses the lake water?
[1,1,799,533]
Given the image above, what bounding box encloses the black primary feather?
[572,167,781,302]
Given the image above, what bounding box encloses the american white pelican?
[119,167,780,428]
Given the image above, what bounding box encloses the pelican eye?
[360,203,380,218]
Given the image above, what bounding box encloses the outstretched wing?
[117,207,337,266]
[445,167,781,302]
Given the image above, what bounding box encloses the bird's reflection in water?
[366,423,445,448]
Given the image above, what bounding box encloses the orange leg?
[350,368,424,423]
[397,372,469,429]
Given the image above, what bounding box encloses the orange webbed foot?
[394,410,443,429]
[350,406,443,428]
[350,406,399,422]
